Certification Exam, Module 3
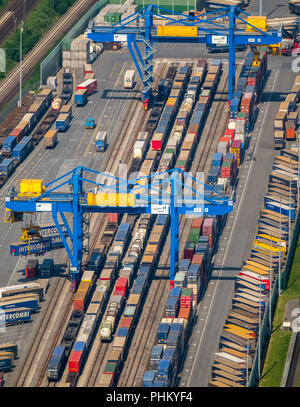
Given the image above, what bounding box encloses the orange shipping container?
[191,217,203,229]
[74,291,87,311]
[119,316,133,329]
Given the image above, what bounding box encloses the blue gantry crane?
[5,167,234,288]
[87,4,282,110]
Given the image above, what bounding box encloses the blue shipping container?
[0,307,31,324]
[178,258,190,272]
[143,370,156,387]
[170,287,181,298]
[2,135,17,152]
[0,298,38,311]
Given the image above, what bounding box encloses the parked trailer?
[56,114,70,132]
[124,70,135,89]
[74,89,88,106]
[77,79,97,96]
[0,308,31,325]
[10,234,64,256]
[0,344,17,358]
[0,296,39,312]
[44,130,58,148]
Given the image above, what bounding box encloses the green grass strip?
[0,0,77,81]
[259,235,300,387]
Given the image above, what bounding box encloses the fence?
[40,0,108,86]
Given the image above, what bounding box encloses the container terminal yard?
[0,0,300,390]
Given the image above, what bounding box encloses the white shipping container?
[234,133,245,144]
[236,120,246,134]
[81,270,95,285]
[77,314,97,348]
[137,131,149,142]
[228,120,236,130]
[134,140,146,159]
[62,59,71,68]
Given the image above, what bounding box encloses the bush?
[0,0,77,80]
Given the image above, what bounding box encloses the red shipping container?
[113,290,125,297]
[180,298,192,308]
[108,213,119,223]
[69,351,84,373]
[9,128,25,143]
[77,79,97,95]
[224,128,235,141]
[231,139,242,149]
[116,278,128,295]
[152,138,162,150]
[219,136,231,146]
[25,269,35,279]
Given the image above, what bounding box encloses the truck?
[95,131,107,152]
[56,114,70,132]
[74,89,88,106]
[124,70,135,89]
[44,130,58,148]
[85,118,95,129]
[40,259,54,278]
[77,79,97,95]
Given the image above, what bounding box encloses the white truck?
[124,70,135,89]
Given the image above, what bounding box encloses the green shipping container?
[104,362,117,374]
[175,160,187,169]
[237,112,247,119]
[188,229,200,243]
[185,242,195,249]
[222,161,232,168]
[181,288,193,297]
[165,147,176,154]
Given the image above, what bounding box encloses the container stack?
[274,76,299,149]
[62,38,91,69]
[143,315,191,387]
[94,0,138,27]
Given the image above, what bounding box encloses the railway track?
[63,61,169,388]
[71,59,223,388]
[17,63,162,388]
[117,61,242,387]
[0,0,40,46]
[5,56,148,386]
[0,0,98,110]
